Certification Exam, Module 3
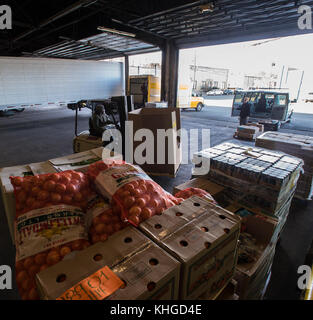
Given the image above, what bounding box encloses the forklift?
[69,96,134,156]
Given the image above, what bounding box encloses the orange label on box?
[57,266,124,300]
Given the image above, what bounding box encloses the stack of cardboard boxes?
[35,196,241,300]
[234,123,264,141]
[256,131,313,200]
[189,142,303,299]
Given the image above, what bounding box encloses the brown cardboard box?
[215,279,239,300]
[128,108,182,177]
[108,243,180,300]
[247,122,264,133]
[236,131,257,140]
[256,131,313,200]
[49,147,115,173]
[73,130,103,153]
[237,125,258,134]
[193,142,302,215]
[173,178,224,196]
[36,226,180,300]
[139,196,241,300]
[233,217,277,300]
[235,244,275,300]
[174,178,290,245]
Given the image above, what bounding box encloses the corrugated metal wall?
[0,57,125,110]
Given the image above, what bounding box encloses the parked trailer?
[0,57,124,112]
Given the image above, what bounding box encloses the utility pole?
[279,65,284,88]
[193,51,197,91]
[297,71,305,102]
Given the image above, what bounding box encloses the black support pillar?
[161,40,179,108]
[124,54,129,95]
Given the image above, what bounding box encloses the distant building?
[190,65,229,91]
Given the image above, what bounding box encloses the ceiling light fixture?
[200,3,214,13]
[97,26,136,38]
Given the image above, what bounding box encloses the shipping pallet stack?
[35,197,242,300]
[188,142,303,299]
[234,123,264,142]
[1,148,242,301]
[256,131,313,200]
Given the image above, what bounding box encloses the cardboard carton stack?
[35,197,241,301]
[139,196,241,300]
[256,131,313,200]
[189,142,303,299]
[234,125,259,141]
[173,178,283,300]
[234,123,264,141]
[36,227,181,300]
[193,142,303,217]
[128,107,182,177]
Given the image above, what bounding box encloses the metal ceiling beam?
[174,20,313,49]
[12,0,100,42]
[129,1,209,24]
[60,36,125,55]
[137,0,301,33]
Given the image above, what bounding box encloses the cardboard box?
[128,108,182,177]
[233,219,276,300]
[256,131,313,200]
[194,143,303,212]
[0,164,35,244]
[173,178,224,196]
[0,164,33,187]
[28,161,57,175]
[237,125,259,134]
[247,122,264,133]
[207,168,300,216]
[73,130,103,153]
[36,227,180,300]
[215,279,239,300]
[236,131,257,140]
[174,177,291,246]
[49,147,117,173]
[139,197,241,300]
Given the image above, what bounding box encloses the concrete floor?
[1,103,313,300]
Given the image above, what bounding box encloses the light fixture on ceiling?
[200,3,214,13]
[97,26,136,38]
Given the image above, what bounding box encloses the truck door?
[231,91,245,116]
[270,94,288,121]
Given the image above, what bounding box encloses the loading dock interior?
[1,0,313,301]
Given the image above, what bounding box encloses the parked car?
[206,89,224,95]
[223,89,234,95]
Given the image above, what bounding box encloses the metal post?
[125,55,129,96]
[279,65,284,88]
[297,71,305,102]
[75,106,78,136]
[161,40,179,107]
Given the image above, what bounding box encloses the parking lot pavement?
[187,101,313,134]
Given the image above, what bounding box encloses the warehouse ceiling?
[1,0,313,60]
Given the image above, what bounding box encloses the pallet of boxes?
[256,131,313,200]
[3,150,241,300]
[179,142,303,299]
[234,123,264,141]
